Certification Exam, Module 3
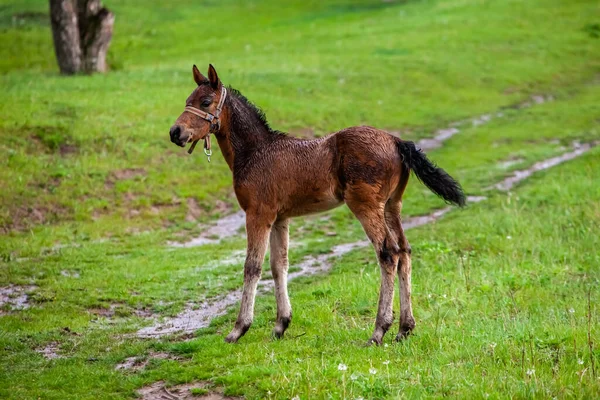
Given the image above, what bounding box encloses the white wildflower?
[442,294,447,299]
[355,397,365,400]
[383,360,390,365]
[369,367,377,375]
[527,368,535,376]
[291,396,300,400]
[568,308,575,314]
[384,343,389,348]
[427,294,433,299]
[490,342,497,349]
[338,363,348,371]
[578,359,584,365]
[506,236,512,240]
[350,373,359,381]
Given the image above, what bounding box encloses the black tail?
[396,139,466,207]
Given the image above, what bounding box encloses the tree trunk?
[50,0,81,74]
[49,0,114,75]
[77,0,114,73]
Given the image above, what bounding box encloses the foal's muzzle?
[169,125,187,147]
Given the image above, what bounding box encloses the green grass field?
[1,0,599,398]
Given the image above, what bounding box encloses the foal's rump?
[333,126,465,207]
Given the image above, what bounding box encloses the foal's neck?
[216,89,280,172]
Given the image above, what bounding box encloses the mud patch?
[0,285,37,313]
[26,125,79,155]
[89,303,155,319]
[137,291,241,338]
[489,141,599,191]
[138,381,240,400]
[105,168,146,189]
[185,198,203,222]
[36,342,63,360]
[170,211,246,247]
[115,351,180,372]
[112,168,146,180]
[1,204,70,233]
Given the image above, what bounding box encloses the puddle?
[489,141,598,191]
[138,381,240,400]
[0,285,37,312]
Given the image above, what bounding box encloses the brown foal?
[170,65,465,345]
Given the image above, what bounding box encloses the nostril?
[170,126,181,139]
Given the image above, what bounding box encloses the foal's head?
[169,64,224,147]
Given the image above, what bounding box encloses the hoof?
[271,316,291,340]
[271,328,284,340]
[395,328,413,342]
[224,333,239,343]
[367,336,383,346]
[225,324,250,343]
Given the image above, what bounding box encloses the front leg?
[225,212,273,343]
[270,219,292,339]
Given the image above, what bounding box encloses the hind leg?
[346,197,400,345]
[385,202,415,341]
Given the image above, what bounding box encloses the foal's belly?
[279,186,343,218]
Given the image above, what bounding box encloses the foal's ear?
[192,64,208,86]
[207,64,221,90]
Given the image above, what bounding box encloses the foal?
[170,65,465,345]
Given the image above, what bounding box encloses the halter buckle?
[203,135,212,162]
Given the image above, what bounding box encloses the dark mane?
[226,86,286,137]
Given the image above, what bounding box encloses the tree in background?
[49,0,114,74]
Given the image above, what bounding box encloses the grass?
[1,0,599,398]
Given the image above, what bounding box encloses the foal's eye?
[201,99,212,107]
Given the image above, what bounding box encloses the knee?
[399,242,411,254]
[244,261,262,279]
[379,237,401,265]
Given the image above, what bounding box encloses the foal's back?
[243,126,405,219]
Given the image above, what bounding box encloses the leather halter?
[184,86,227,161]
